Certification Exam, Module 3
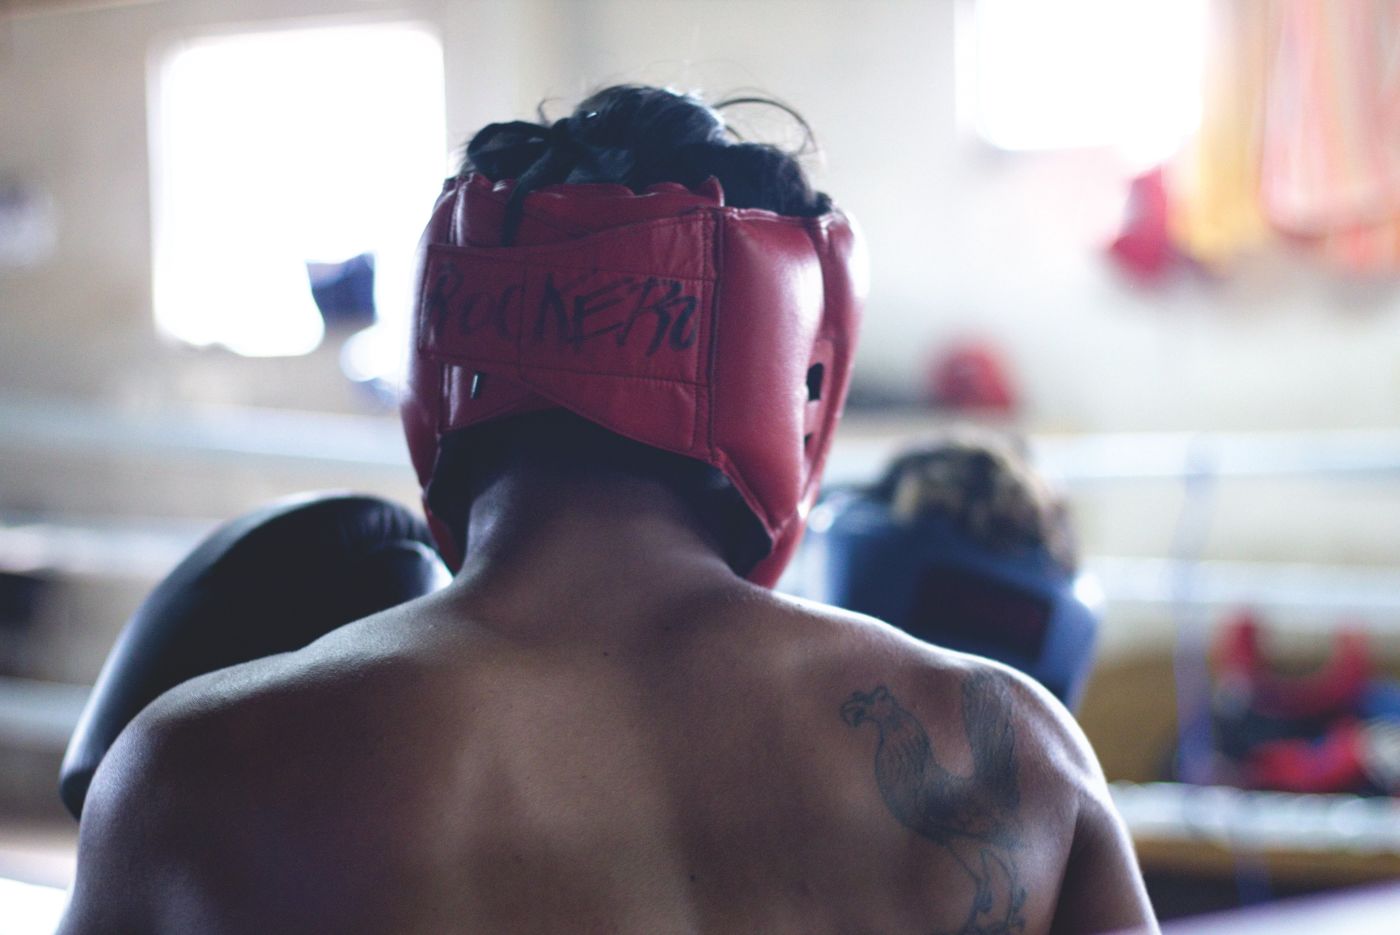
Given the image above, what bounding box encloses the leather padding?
[59,493,450,820]
[402,175,866,585]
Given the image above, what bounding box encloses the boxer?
[60,85,1155,933]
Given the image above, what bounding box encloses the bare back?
[63,574,1152,934]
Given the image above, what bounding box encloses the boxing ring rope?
[3,394,1399,634]
[4,395,1399,736]
[7,395,1400,480]
[0,395,409,470]
[7,514,1400,615]
[6,397,1400,610]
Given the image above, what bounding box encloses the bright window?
[150,22,447,357]
[968,0,1207,164]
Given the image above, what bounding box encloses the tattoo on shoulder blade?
[841,674,1028,935]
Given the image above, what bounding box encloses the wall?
[549,0,1400,433]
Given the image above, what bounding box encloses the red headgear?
[401,173,866,587]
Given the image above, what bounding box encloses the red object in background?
[1246,719,1368,793]
[1108,167,1185,284]
[926,342,1018,414]
[1215,610,1371,719]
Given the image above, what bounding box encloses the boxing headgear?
[806,489,1101,709]
[401,174,866,587]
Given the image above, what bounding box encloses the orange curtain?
[1168,0,1276,268]
[1170,0,1400,273]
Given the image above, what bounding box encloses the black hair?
[461,84,830,244]
[872,431,1079,575]
[430,85,828,575]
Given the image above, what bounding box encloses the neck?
[447,463,741,624]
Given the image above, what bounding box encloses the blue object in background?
[807,491,1101,710]
[1359,679,1400,721]
[306,252,376,330]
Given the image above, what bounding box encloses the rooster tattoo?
[841,676,1027,935]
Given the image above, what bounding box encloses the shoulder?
[63,629,443,931]
[112,625,416,782]
[112,618,453,807]
[777,598,1154,929]
[767,589,1109,812]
